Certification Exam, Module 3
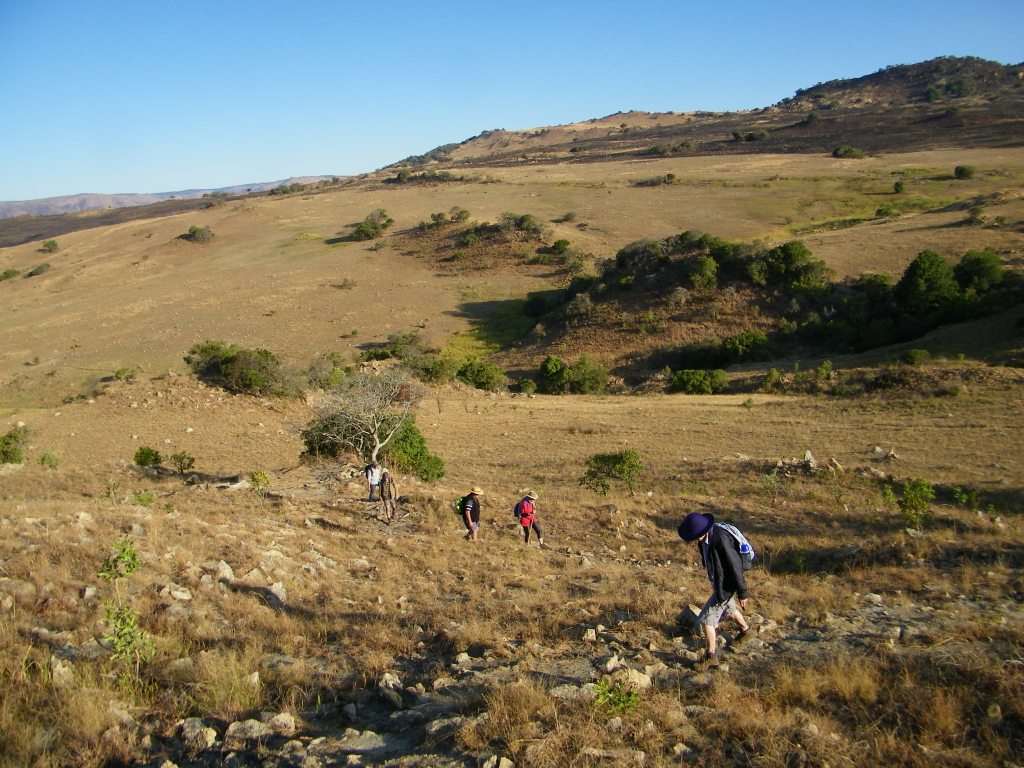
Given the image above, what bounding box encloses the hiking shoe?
[733,628,754,646]
[694,653,720,672]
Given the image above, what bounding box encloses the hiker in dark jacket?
[461,486,483,542]
[678,512,753,670]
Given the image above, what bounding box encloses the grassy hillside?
[1,56,1022,768]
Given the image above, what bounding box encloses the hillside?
[1,55,1023,768]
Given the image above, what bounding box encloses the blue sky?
[1,0,1021,201]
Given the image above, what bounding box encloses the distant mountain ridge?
[0,176,335,220]
[3,56,1021,224]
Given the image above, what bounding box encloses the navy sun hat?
[678,512,714,541]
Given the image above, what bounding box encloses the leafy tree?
[537,355,572,394]
[578,449,644,496]
[0,425,29,464]
[687,256,718,291]
[456,359,505,391]
[301,367,422,462]
[382,415,445,481]
[569,355,608,394]
[895,250,958,315]
[133,446,162,468]
[352,209,394,241]
[954,248,1003,294]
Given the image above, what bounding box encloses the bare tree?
[303,367,423,462]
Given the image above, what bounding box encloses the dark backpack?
[716,523,756,571]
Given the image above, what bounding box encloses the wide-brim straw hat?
[470,486,484,495]
[525,490,538,499]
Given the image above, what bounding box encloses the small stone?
[342,703,358,722]
[583,628,598,643]
[225,719,272,744]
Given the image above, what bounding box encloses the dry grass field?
[2,131,1024,766]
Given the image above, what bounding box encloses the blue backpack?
[715,523,756,571]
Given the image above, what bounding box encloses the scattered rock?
[224,719,272,745]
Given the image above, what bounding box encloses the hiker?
[365,460,382,502]
[380,469,397,523]
[514,490,544,546]
[460,487,483,542]
[677,511,753,671]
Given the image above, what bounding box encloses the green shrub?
[185,340,292,395]
[901,349,930,366]
[954,248,1003,293]
[456,359,505,391]
[40,239,59,253]
[307,352,351,389]
[518,379,537,394]
[38,449,60,470]
[25,262,51,277]
[668,369,728,394]
[407,353,458,384]
[895,250,958,315]
[352,209,394,241]
[550,239,571,255]
[537,355,572,394]
[0,268,21,281]
[569,355,609,394]
[382,416,445,481]
[687,256,718,291]
[169,452,195,476]
[578,449,644,496]
[832,145,864,159]
[722,330,770,361]
[898,478,935,529]
[133,446,162,468]
[893,181,905,194]
[132,490,157,507]
[761,367,783,393]
[953,165,975,180]
[0,425,29,464]
[183,225,214,243]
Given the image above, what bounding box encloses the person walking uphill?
[461,487,483,542]
[514,490,544,546]
[365,460,382,502]
[678,512,753,671]
[379,469,397,523]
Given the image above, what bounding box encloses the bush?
[832,145,864,159]
[954,248,1003,293]
[668,369,728,394]
[456,359,505,391]
[895,250,958,316]
[518,379,537,394]
[0,425,29,464]
[351,209,394,241]
[901,349,930,366]
[721,330,770,361]
[25,263,51,277]
[687,256,718,291]
[578,449,644,496]
[133,446,162,468]
[169,452,195,476]
[570,355,609,394]
[0,268,20,281]
[40,239,59,253]
[183,225,214,243]
[184,340,292,395]
[953,165,975,180]
[537,355,572,394]
[307,352,351,390]
[898,477,935,529]
[38,449,60,470]
[381,416,445,481]
[893,181,905,194]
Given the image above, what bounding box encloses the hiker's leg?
[697,596,729,656]
[532,521,543,544]
[726,596,750,632]
[523,526,530,544]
